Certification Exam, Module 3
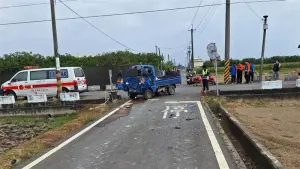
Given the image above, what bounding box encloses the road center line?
[165,101,230,169]
[22,100,132,169]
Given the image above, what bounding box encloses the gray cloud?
[0,0,299,65]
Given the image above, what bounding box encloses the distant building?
[193,58,204,67]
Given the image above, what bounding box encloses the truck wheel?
[129,93,137,100]
[167,86,175,95]
[144,90,153,100]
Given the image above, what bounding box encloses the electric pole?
[168,54,170,61]
[155,45,158,55]
[189,25,195,70]
[161,53,164,71]
[187,46,191,69]
[260,15,268,82]
[224,0,231,84]
[158,48,161,56]
[50,0,62,98]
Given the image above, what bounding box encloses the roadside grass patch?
[0,103,115,169]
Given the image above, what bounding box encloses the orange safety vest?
[239,64,244,71]
[245,62,250,72]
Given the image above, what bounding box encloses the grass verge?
[0,102,119,169]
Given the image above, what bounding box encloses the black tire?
[5,90,17,100]
[167,86,175,95]
[62,87,69,93]
[128,93,137,100]
[144,90,153,100]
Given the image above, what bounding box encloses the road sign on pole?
[207,43,220,96]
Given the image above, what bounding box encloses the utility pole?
[168,54,170,62]
[186,52,189,69]
[224,0,231,84]
[50,0,62,98]
[155,45,158,55]
[187,46,191,69]
[260,15,268,82]
[161,53,164,71]
[189,25,195,70]
[158,48,161,56]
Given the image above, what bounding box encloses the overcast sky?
[0,0,299,65]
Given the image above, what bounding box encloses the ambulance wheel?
[144,90,153,100]
[167,86,175,95]
[62,87,69,93]
[5,90,17,100]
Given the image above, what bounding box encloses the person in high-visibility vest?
[201,65,210,93]
[244,62,251,83]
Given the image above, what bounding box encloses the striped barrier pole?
[224,59,230,84]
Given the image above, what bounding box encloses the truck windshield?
[125,66,152,77]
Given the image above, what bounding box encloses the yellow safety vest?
[202,69,208,79]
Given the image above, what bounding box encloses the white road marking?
[22,100,132,169]
[165,101,230,169]
[175,110,180,118]
[149,99,159,101]
[162,106,170,119]
[196,101,230,169]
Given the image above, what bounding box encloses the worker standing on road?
[201,65,210,93]
[250,63,255,82]
[272,60,281,80]
[244,62,250,83]
[237,62,244,84]
[230,63,237,84]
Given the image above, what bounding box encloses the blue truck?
[116,65,181,100]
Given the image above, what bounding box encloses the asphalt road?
[19,85,242,169]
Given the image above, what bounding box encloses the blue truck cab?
[116,65,181,100]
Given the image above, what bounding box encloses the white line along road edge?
[22,100,132,169]
[165,101,230,169]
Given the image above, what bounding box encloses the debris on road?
[169,114,175,118]
[174,126,181,129]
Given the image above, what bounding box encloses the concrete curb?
[202,102,247,169]
[225,92,300,99]
[209,102,284,169]
[219,87,300,95]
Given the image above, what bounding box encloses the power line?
[244,0,263,20]
[58,0,135,51]
[159,44,186,50]
[190,0,204,26]
[0,0,285,26]
[195,0,217,30]
[0,0,78,10]
[197,0,220,35]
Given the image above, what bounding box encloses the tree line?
[0,51,175,72]
[204,55,300,67]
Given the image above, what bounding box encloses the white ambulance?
[1,67,87,99]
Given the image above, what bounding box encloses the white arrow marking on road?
[165,101,230,169]
[162,106,170,119]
